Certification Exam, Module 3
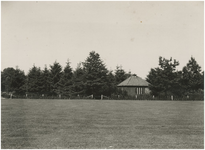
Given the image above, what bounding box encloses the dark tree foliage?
[72,63,85,96]
[181,57,204,93]
[1,52,203,99]
[1,67,26,95]
[1,68,16,93]
[41,65,51,96]
[82,51,109,97]
[57,61,73,97]
[13,68,27,95]
[49,61,63,96]
[105,71,116,96]
[114,65,129,85]
[146,57,180,96]
[27,66,43,95]
[146,68,164,96]
[147,56,204,98]
[201,71,204,90]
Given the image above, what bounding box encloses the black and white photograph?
[1,1,204,149]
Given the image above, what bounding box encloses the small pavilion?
[117,74,150,97]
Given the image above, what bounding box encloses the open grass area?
[1,99,204,149]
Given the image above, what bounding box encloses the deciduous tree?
[1,67,26,95]
[146,57,180,97]
[181,57,204,93]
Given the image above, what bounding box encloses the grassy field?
[1,99,204,149]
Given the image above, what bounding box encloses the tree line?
[147,56,204,100]
[1,51,204,100]
[1,51,131,99]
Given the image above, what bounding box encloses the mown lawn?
[1,99,204,149]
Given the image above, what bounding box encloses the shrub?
[1,92,10,98]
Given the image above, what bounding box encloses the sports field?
[1,99,204,149]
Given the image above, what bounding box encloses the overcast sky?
[1,1,204,79]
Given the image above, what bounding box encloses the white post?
[171,95,173,100]
[101,95,103,100]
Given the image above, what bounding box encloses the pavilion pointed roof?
[117,74,149,87]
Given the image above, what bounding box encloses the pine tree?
[41,65,51,96]
[57,60,73,97]
[27,65,42,95]
[49,61,63,96]
[12,68,26,95]
[72,63,85,96]
[82,51,109,97]
[114,65,129,85]
[105,71,116,96]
